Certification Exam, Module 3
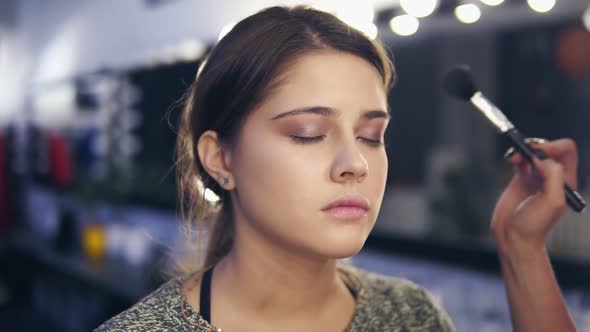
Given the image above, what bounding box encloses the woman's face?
[229,50,390,259]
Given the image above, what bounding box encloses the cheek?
[381,154,389,188]
[366,150,389,202]
[365,148,388,180]
[232,133,321,217]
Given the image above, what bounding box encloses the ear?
[197,130,234,190]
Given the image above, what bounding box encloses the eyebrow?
[270,106,390,121]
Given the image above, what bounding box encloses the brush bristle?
[442,65,478,101]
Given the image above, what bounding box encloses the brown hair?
[174,5,396,275]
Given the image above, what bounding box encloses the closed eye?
[290,135,325,144]
[359,137,384,147]
[290,135,383,147]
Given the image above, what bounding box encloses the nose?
[330,139,368,183]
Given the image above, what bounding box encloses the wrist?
[494,230,548,263]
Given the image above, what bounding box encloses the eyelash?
[290,135,384,147]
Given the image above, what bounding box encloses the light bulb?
[400,0,438,18]
[389,15,420,36]
[480,0,504,6]
[455,4,482,24]
[527,0,556,13]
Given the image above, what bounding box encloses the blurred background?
[1,0,590,331]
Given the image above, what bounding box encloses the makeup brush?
[442,65,586,213]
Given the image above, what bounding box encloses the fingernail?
[503,147,516,160]
[524,137,547,145]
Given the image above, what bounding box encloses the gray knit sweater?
[95,266,454,331]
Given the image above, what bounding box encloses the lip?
[322,195,370,211]
[321,194,370,220]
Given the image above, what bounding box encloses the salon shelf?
[6,226,590,305]
[3,228,161,303]
[366,232,590,290]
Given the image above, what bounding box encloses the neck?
[213,218,351,318]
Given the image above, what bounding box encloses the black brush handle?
[505,128,586,213]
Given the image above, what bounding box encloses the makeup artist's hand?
[490,138,579,332]
[490,138,578,254]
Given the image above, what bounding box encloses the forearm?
[499,244,576,332]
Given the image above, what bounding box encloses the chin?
[321,247,364,260]
[313,231,369,259]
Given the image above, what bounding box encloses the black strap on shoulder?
[344,280,357,299]
[199,266,357,324]
[199,266,213,322]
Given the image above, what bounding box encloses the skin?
[190,50,389,331]
[186,50,578,331]
[494,139,578,332]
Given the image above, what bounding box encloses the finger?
[503,137,547,162]
[500,162,532,211]
[515,161,542,193]
[524,137,548,145]
[492,162,533,227]
[528,138,577,161]
[533,157,567,215]
[504,148,527,165]
[505,138,578,190]
[504,146,521,163]
[492,176,527,231]
[506,153,533,174]
[529,139,578,189]
[506,152,524,165]
[507,161,540,194]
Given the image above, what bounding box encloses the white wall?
[4,0,588,122]
[15,0,588,83]
[18,0,221,84]
[16,0,397,85]
[0,0,30,124]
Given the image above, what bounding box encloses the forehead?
[261,51,387,114]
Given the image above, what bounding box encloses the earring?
[219,175,230,187]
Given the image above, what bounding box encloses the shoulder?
[346,266,455,331]
[93,277,190,332]
[357,267,435,306]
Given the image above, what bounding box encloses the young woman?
[96,6,578,332]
